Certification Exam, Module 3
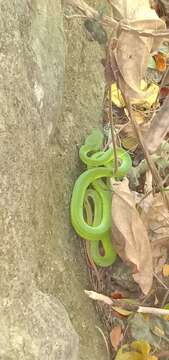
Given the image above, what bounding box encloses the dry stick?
[161,290,169,308]
[137,166,169,207]
[153,272,169,291]
[85,290,169,316]
[152,236,169,248]
[160,63,169,89]
[108,85,118,174]
[137,189,153,207]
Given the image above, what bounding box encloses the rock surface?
[0,0,107,359]
[0,0,78,359]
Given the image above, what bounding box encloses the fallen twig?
[161,289,169,308]
[85,290,169,316]
[152,236,169,248]
[108,86,118,174]
[153,272,169,291]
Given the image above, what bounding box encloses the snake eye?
[112,157,122,167]
[117,158,122,166]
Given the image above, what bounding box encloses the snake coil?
[70,130,132,267]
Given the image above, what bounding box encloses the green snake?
[70,129,132,267]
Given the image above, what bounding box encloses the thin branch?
[154,272,169,291]
[85,290,169,316]
[160,64,169,89]
[108,85,118,174]
[152,236,169,248]
[161,290,169,308]
[137,306,169,315]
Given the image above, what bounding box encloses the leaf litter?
[68,0,169,358]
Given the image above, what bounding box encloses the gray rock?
[0,287,78,360]
[0,0,78,359]
[0,0,108,358]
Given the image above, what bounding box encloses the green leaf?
[85,129,104,149]
[147,56,156,70]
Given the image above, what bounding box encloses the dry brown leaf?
[143,193,169,238]
[109,0,165,100]
[142,193,169,273]
[143,97,169,154]
[110,325,123,350]
[111,178,153,294]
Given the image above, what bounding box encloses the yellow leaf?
[112,306,132,317]
[115,341,158,360]
[131,340,151,356]
[111,83,125,108]
[163,264,169,277]
[111,81,159,109]
[115,347,142,360]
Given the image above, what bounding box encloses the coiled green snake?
[70,129,132,267]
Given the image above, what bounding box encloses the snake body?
[70,130,132,267]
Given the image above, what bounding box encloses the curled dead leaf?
[143,97,169,154]
[111,178,153,294]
